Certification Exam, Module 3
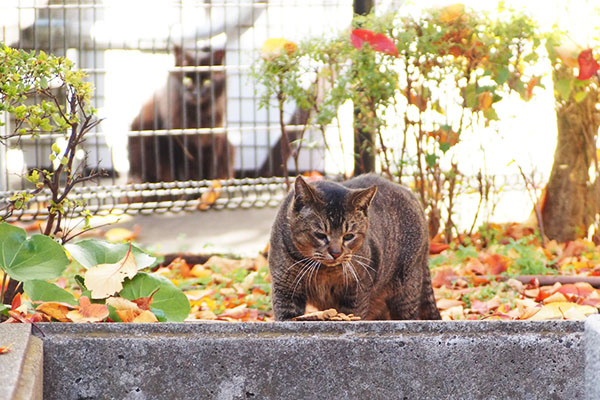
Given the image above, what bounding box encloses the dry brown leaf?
[198,180,223,210]
[436,298,465,311]
[133,310,158,323]
[66,296,109,323]
[35,302,76,322]
[84,245,138,299]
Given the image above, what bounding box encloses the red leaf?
[577,49,599,80]
[351,29,398,57]
[11,293,22,311]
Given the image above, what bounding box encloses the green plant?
[502,237,556,275]
[1,233,191,322]
[252,5,544,241]
[0,44,105,239]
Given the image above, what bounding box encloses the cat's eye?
[314,232,328,241]
[343,233,355,241]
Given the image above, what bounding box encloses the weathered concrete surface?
[585,315,600,400]
[0,324,43,400]
[34,321,584,400]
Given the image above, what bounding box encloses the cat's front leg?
[271,285,307,321]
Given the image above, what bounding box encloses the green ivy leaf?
[65,239,156,270]
[120,272,190,322]
[24,280,78,306]
[556,78,572,102]
[0,222,68,282]
[425,153,438,168]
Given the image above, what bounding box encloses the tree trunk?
[542,66,600,242]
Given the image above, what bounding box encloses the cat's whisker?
[351,259,375,283]
[286,257,312,272]
[345,262,362,289]
[292,259,318,298]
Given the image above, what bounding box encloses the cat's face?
[288,176,376,267]
[173,46,225,105]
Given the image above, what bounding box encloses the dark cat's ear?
[174,45,184,66]
[350,186,377,214]
[293,176,323,211]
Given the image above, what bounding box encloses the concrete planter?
[1,318,597,399]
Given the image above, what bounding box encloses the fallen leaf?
[0,345,10,354]
[84,244,138,299]
[35,302,76,322]
[432,267,460,288]
[66,296,109,323]
[542,291,568,304]
[436,298,464,310]
[198,180,223,211]
[526,302,597,320]
[484,253,510,275]
[104,226,141,242]
[133,310,158,323]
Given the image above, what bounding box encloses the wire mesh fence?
[0,0,534,223]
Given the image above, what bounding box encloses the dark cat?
[129,45,234,183]
[268,174,441,321]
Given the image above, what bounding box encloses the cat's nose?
[329,250,342,259]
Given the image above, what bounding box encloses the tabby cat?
[268,174,441,321]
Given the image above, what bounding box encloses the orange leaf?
[478,91,493,111]
[11,293,22,310]
[483,253,509,275]
[198,180,223,211]
[132,288,160,311]
[432,267,459,288]
[0,345,10,354]
[35,302,76,322]
[66,296,109,323]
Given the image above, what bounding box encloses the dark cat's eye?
[314,232,328,242]
[343,233,355,241]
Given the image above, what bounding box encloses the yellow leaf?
[197,180,223,211]
[527,302,597,321]
[190,264,212,279]
[133,310,158,323]
[542,292,568,304]
[106,297,140,311]
[84,246,138,299]
[478,91,493,111]
[261,38,298,60]
[104,226,140,242]
[438,4,465,24]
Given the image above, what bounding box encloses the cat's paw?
[293,308,361,321]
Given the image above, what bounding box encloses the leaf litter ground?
[5,221,600,323]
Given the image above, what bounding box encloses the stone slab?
[34,321,585,400]
[0,324,43,400]
[585,315,600,400]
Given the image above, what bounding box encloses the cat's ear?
[293,175,323,211]
[174,45,184,66]
[350,186,377,213]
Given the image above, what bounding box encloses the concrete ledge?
[0,324,43,400]
[585,315,600,400]
[32,321,584,400]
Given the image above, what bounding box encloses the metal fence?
[0,0,363,220]
[0,0,535,223]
